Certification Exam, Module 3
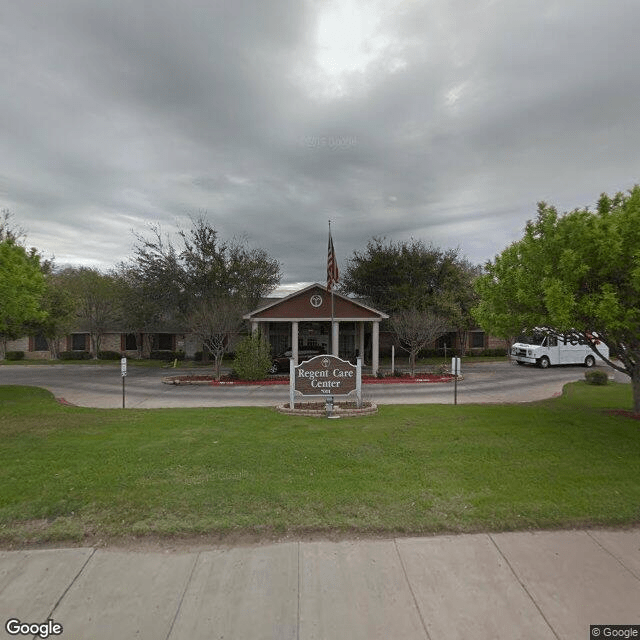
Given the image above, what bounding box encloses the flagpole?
[329,220,335,352]
[327,219,339,356]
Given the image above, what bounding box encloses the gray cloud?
[1,0,639,286]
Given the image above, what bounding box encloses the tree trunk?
[458,330,468,357]
[632,370,640,416]
[214,352,223,381]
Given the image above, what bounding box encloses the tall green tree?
[473,186,640,414]
[341,237,478,313]
[0,238,47,359]
[25,270,77,358]
[341,237,479,355]
[124,216,281,368]
[58,267,122,358]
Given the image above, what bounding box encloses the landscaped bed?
[162,373,457,385]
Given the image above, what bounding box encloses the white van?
[511,331,609,368]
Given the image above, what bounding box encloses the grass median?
[0,382,638,546]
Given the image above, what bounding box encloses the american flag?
[327,229,339,291]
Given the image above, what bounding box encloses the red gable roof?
[244,284,388,321]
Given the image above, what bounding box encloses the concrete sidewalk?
[2,528,639,639]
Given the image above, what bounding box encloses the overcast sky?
[2,0,640,293]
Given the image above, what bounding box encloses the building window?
[471,332,485,349]
[124,333,137,351]
[71,333,89,351]
[157,333,174,351]
[32,334,48,351]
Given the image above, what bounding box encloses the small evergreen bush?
[584,370,609,385]
[232,333,272,380]
[98,350,122,360]
[149,350,185,361]
[59,351,92,360]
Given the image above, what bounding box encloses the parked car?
[269,347,326,373]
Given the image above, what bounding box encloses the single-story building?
[243,283,389,375]
[4,283,508,369]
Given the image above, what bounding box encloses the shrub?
[470,348,508,357]
[232,333,272,380]
[59,351,92,360]
[98,350,122,360]
[585,370,609,385]
[149,350,185,361]
[5,351,25,361]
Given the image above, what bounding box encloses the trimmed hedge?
[97,350,122,360]
[59,351,92,360]
[149,350,185,361]
[5,351,25,361]
[585,370,609,385]
[466,348,509,357]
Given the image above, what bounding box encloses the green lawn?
[0,382,638,545]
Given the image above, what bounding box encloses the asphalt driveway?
[0,361,624,409]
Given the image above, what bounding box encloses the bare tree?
[187,297,245,380]
[391,309,449,375]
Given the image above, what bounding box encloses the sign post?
[121,357,127,408]
[451,357,461,405]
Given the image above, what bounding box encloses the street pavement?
[1,361,636,639]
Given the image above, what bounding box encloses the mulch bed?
[603,409,640,420]
[164,373,456,386]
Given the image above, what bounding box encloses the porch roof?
[243,284,388,322]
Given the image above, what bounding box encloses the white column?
[358,321,365,364]
[372,321,380,376]
[332,321,339,356]
[251,321,258,335]
[291,321,299,365]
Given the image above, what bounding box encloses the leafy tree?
[58,267,122,358]
[391,309,449,375]
[26,270,77,358]
[340,237,476,314]
[473,186,640,414]
[341,237,479,354]
[177,217,280,308]
[232,331,273,380]
[341,238,469,313]
[125,216,281,366]
[0,238,47,359]
[115,259,180,357]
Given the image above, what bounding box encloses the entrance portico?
[243,284,388,376]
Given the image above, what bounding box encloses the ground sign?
[290,355,361,409]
